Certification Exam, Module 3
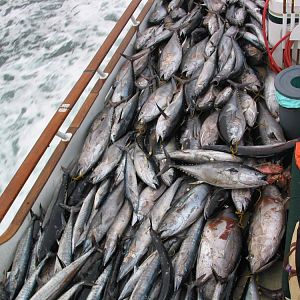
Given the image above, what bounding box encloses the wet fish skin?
[86,263,113,300]
[146,27,173,49]
[125,152,139,218]
[156,85,184,142]
[111,60,134,104]
[134,143,159,189]
[264,70,279,118]
[170,162,267,189]
[135,25,158,50]
[15,254,51,300]
[56,281,84,300]
[205,23,224,57]
[111,93,139,142]
[72,186,96,251]
[229,39,246,79]
[150,225,174,300]
[77,106,114,176]
[104,200,133,265]
[179,6,203,36]
[149,0,167,24]
[151,177,184,231]
[245,23,265,47]
[257,102,285,145]
[218,89,246,145]
[138,81,174,123]
[114,154,126,186]
[173,217,204,291]
[119,178,183,280]
[93,178,111,210]
[180,114,202,150]
[245,277,260,300]
[194,50,217,97]
[240,92,257,128]
[248,185,286,273]
[84,181,125,248]
[196,208,242,282]
[90,133,130,184]
[159,184,210,238]
[118,252,157,299]
[155,149,242,164]
[168,0,183,12]
[196,85,217,111]
[170,7,186,20]
[204,12,219,35]
[214,86,233,108]
[240,31,265,51]
[7,216,36,300]
[204,0,226,13]
[30,248,94,300]
[181,37,208,77]
[226,5,246,26]
[231,188,252,212]
[54,206,78,273]
[204,189,229,219]
[200,111,219,146]
[159,33,182,81]
[218,33,233,72]
[135,184,167,224]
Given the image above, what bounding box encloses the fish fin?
[156,103,169,119]
[56,255,66,269]
[156,147,173,177]
[189,181,205,185]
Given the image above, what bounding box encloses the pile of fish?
[2,0,296,299]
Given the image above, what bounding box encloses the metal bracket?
[130,16,140,27]
[97,69,109,79]
[56,131,72,142]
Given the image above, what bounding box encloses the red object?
[295,142,300,170]
[262,0,293,73]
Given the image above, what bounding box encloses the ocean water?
[0,0,141,228]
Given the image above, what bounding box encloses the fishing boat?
[0,0,299,298]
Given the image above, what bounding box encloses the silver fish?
[54,207,77,273]
[248,185,285,273]
[200,111,219,146]
[125,151,139,218]
[180,114,202,150]
[240,91,257,127]
[72,186,96,251]
[173,217,204,291]
[77,107,114,176]
[111,60,134,104]
[159,184,209,238]
[214,86,233,108]
[181,37,208,77]
[86,263,113,300]
[138,81,174,123]
[264,70,279,118]
[7,217,35,299]
[114,154,126,186]
[135,184,167,224]
[84,181,124,248]
[205,23,224,57]
[218,90,246,145]
[56,282,84,300]
[104,200,132,265]
[160,33,182,80]
[15,254,51,300]
[149,0,167,24]
[135,25,158,50]
[90,133,130,184]
[30,248,94,300]
[231,188,252,212]
[169,162,267,189]
[194,50,217,97]
[196,85,217,111]
[155,149,242,163]
[134,143,159,189]
[156,85,184,142]
[257,102,285,145]
[111,93,138,142]
[196,208,242,282]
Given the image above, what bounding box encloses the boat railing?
[0,0,155,244]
